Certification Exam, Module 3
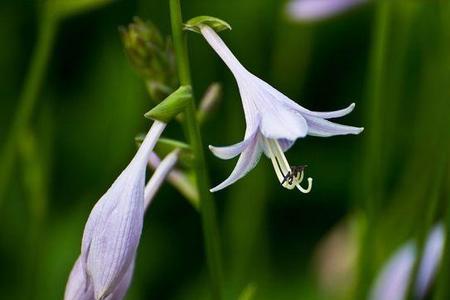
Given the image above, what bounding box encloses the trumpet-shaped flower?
[79,121,166,299]
[286,0,368,22]
[199,25,363,192]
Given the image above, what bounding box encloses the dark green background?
[0,0,449,299]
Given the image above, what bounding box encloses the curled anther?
[281,165,308,185]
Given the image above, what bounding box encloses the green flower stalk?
[169,1,224,299]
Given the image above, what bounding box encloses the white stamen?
[263,137,313,193]
[298,177,313,193]
[265,138,295,189]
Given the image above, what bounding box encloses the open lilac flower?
[369,224,446,300]
[199,25,363,192]
[79,121,166,299]
[286,0,368,22]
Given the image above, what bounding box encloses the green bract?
[184,16,231,33]
[145,85,192,122]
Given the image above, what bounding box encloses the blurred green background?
[0,0,449,299]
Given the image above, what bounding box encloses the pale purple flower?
[369,224,446,300]
[79,121,166,299]
[64,257,94,300]
[64,257,134,300]
[64,141,179,300]
[369,242,416,300]
[286,0,368,22]
[199,25,363,192]
[64,257,135,300]
[415,223,445,298]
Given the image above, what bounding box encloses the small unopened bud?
[197,82,222,124]
[119,17,177,101]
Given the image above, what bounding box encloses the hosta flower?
[64,257,134,300]
[64,257,94,300]
[79,121,166,299]
[199,25,363,192]
[415,223,445,298]
[286,0,368,22]
[369,224,445,300]
[369,242,416,300]
[64,141,179,300]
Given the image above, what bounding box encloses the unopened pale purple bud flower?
[199,25,363,192]
[80,121,166,299]
[106,259,135,300]
[65,140,180,300]
[64,257,94,300]
[369,224,446,300]
[65,257,135,300]
[415,223,445,298]
[286,0,368,22]
[369,242,416,300]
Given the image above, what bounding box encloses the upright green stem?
[406,156,446,300]
[0,16,57,205]
[169,1,224,299]
[354,2,391,298]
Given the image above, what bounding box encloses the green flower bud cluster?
[119,17,177,101]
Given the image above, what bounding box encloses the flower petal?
[86,170,144,299]
[296,103,356,119]
[209,141,247,160]
[244,74,307,140]
[305,115,364,137]
[64,257,94,300]
[259,106,308,141]
[369,242,416,300]
[278,138,295,152]
[415,223,445,298]
[200,25,248,78]
[255,74,357,119]
[210,134,262,192]
[261,138,295,158]
[286,0,367,22]
[106,258,135,300]
[81,121,166,299]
